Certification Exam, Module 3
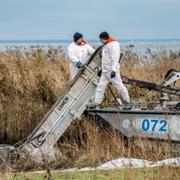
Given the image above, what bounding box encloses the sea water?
[0,39,180,55]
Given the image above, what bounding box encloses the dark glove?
[110,71,116,78]
[97,69,102,77]
[76,61,82,68]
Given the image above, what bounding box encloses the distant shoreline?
[0,39,180,44]
[0,39,180,55]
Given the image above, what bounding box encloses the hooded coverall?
[94,38,131,105]
[68,42,95,80]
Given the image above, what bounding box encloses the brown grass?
[0,46,69,143]
[0,46,180,171]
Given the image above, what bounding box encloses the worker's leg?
[111,71,131,104]
[69,64,79,81]
[94,74,109,105]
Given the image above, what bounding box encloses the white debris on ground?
[96,158,152,170]
[30,157,180,174]
[96,157,180,170]
[149,157,180,168]
[64,157,180,172]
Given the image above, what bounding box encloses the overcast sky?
[0,0,180,40]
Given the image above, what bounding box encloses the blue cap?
[74,32,83,42]
[99,32,109,40]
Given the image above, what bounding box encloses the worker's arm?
[68,46,82,68]
[87,44,95,56]
[68,46,79,64]
[109,43,121,72]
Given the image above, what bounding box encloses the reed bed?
[0,46,180,171]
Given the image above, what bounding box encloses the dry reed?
[0,46,180,170]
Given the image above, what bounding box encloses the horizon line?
[0,38,180,42]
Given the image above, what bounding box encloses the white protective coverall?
[68,42,95,80]
[94,39,131,105]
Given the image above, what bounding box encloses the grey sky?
[0,0,180,40]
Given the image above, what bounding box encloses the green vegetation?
[1,167,180,180]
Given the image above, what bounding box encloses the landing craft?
[0,46,179,164]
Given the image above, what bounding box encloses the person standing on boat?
[92,32,132,110]
[68,32,95,80]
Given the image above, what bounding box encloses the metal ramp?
[19,46,103,162]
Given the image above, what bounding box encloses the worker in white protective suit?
[68,32,95,80]
[91,32,132,110]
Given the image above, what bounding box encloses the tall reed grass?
[0,46,180,170]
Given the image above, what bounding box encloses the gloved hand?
[76,61,82,68]
[110,71,116,78]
